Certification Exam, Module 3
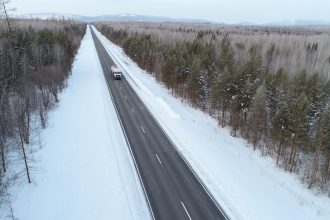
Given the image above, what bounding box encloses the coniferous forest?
[97,22,330,194]
[0,18,85,207]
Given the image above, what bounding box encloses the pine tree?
[247,84,268,148]
[320,107,330,186]
[305,74,323,134]
[187,57,201,107]
[309,106,330,188]
[231,53,263,135]
[288,93,310,172]
[265,68,289,120]
[162,48,177,90]
[219,34,234,73]
[272,102,292,165]
[265,43,276,73]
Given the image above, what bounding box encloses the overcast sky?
[10,0,330,24]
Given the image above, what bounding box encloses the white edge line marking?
[91,26,155,220]
[156,114,229,219]
[141,125,145,133]
[181,201,192,220]
[155,154,162,165]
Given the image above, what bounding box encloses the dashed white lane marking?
[140,125,145,133]
[131,108,134,113]
[125,95,127,100]
[155,153,162,165]
[181,202,192,220]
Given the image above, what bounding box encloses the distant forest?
[97,22,330,194]
[0,18,85,209]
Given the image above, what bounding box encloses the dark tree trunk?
[276,140,283,165]
[0,142,5,172]
[19,132,31,183]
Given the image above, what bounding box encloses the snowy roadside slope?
[8,26,151,220]
[94,27,330,220]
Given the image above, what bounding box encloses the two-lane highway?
[91,26,228,220]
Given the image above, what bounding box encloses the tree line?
[0,18,86,209]
[97,23,330,194]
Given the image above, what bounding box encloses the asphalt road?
[91,26,228,220]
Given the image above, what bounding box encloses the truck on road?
[111,65,122,80]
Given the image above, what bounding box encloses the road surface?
[91,26,228,220]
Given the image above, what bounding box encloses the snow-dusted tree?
[264,68,289,120]
[231,48,263,136]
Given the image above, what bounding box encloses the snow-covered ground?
[93,26,330,220]
[5,26,150,220]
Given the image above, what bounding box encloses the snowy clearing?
[6,26,150,220]
[94,26,330,220]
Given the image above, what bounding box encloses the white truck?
[111,65,122,80]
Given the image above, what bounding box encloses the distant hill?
[18,13,212,23]
[17,13,330,26]
[264,20,330,26]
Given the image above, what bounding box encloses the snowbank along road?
[91,25,229,220]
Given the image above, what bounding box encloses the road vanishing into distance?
[91,26,228,220]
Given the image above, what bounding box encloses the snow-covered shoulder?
[93,26,330,220]
[8,26,150,220]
